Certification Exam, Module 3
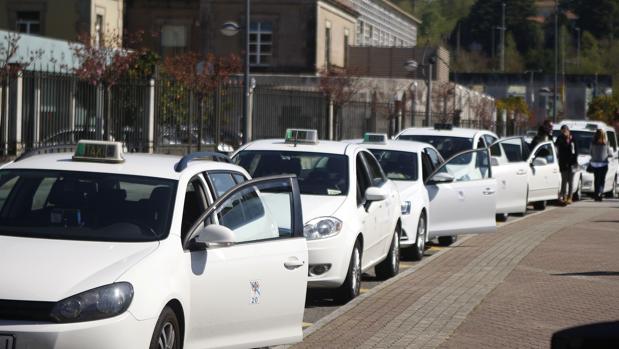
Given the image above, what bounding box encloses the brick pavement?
[292,200,619,348]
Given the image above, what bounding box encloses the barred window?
[250,22,273,66]
[16,11,40,35]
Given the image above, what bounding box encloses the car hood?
[300,195,347,222]
[0,236,159,301]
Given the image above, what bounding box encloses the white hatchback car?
[351,133,497,249]
[0,141,308,349]
[233,129,402,302]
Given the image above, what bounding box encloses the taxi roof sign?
[363,133,388,144]
[73,140,125,163]
[285,128,318,145]
[434,123,453,130]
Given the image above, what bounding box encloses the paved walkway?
[292,200,619,348]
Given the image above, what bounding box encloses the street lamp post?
[404,59,418,128]
[553,0,558,123]
[221,0,251,145]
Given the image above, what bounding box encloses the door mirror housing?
[365,186,388,202]
[428,172,455,185]
[531,157,548,167]
[191,224,236,250]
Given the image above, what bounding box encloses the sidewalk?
[292,200,619,348]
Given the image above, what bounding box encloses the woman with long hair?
[590,129,611,201]
[555,125,577,204]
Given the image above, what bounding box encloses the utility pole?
[553,0,558,123]
[499,2,506,72]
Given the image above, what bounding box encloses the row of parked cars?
[0,120,617,349]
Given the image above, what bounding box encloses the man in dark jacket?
[555,125,578,204]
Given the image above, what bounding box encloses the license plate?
[0,335,14,349]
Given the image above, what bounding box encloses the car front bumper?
[0,312,156,349]
[306,232,354,289]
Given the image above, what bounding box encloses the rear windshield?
[398,135,473,160]
[234,151,349,196]
[0,170,177,242]
[368,149,418,181]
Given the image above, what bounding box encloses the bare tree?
[0,32,43,80]
[432,82,456,123]
[318,67,366,139]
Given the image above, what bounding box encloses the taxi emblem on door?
[250,280,261,304]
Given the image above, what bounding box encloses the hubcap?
[392,231,399,270]
[417,216,426,255]
[158,322,175,349]
[351,248,361,295]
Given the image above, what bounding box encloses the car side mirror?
[427,172,455,185]
[191,224,236,250]
[365,186,388,202]
[531,157,548,167]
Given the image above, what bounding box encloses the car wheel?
[376,228,400,279]
[573,178,582,201]
[438,235,457,246]
[405,213,426,261]
[496,213,508,222]
[533,200,546,210]
[336,241,362,303]
[150,306,180,349]
[605,176,618,198]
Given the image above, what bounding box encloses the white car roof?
[396,127,496,139]
[344,139,433,153]
[555,119,612,131]
[3,152,244,180]
[238,138,358,155]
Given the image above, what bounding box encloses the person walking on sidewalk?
[556,125,578,205]
[590,129,611,201]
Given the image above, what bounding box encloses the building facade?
[351,0,419,47]
[0,0,123,45]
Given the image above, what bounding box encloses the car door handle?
[516,169,527,175]
[284,257,305,270]
[483,188,495,195]
[553,169,559,174]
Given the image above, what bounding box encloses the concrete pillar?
[14,71,23,155]
[328,99,334,140]
[148,78,155,154]
[1,81,7,156]
[68,79,76,143]
[247,87,254,142]
[33,75,41,147]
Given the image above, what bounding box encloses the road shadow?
[591,220,619,223]
[552,271,619,277]
[551,321,619,349]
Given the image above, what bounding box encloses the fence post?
[14,70,23,155]
[68,78,76,143]
[148,78,155,154]
[96,84,104,140]
[247,85,254,142]
[328,98,334,140]
[33,73,41,147]
[1,79,7,156]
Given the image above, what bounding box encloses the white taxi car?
[233,129,401,301]
[396,125,528,220]
[0,141,308,349]
[349,133,497,250]
[553,120,619,198]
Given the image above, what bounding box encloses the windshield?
[368,149,418,181]
[0,170,177,242]
[398,135,473,160]
[553,130,594,155]
[234,151,349,196]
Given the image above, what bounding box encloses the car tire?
[533,200,546,210]
[149,306,180,349]
[605,176,618,198]
[376,228,401,279]
[496,213,508,222]
[336,241,362,303]
[438,235,457,246]
[573,178,582,201]
[405,213,426,262]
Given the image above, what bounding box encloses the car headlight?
[401,201,412,215]
[50,282,134,323]
[303,217,343,240]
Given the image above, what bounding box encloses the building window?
[250,21,273,66]
[161,24,187,56]
[16,11,40,35]
[95,15,104,48]
[325,26,331,68]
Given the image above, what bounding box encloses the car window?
[434,149,491,182]
[398,135,473,160]
[484,135,498,148]
[356,154,371,206]
[369,149,418,181]
[570,131,594,154]
[207,172,237,198]
[534,143,555,164]
[425,148,443,168]
[493,138,526,163]
[476,137,486,149]
[0,170,176,242]
[181,177,207,239]
[207,180,294,242]
[421,152,434,182]
[233,173,246,184]
[234,151,349,196]
[361,152,386,186]
[608,131,617,152]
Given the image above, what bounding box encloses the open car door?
[527,141,561,203]
[489,137,529,215]
[425,148,496,238]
